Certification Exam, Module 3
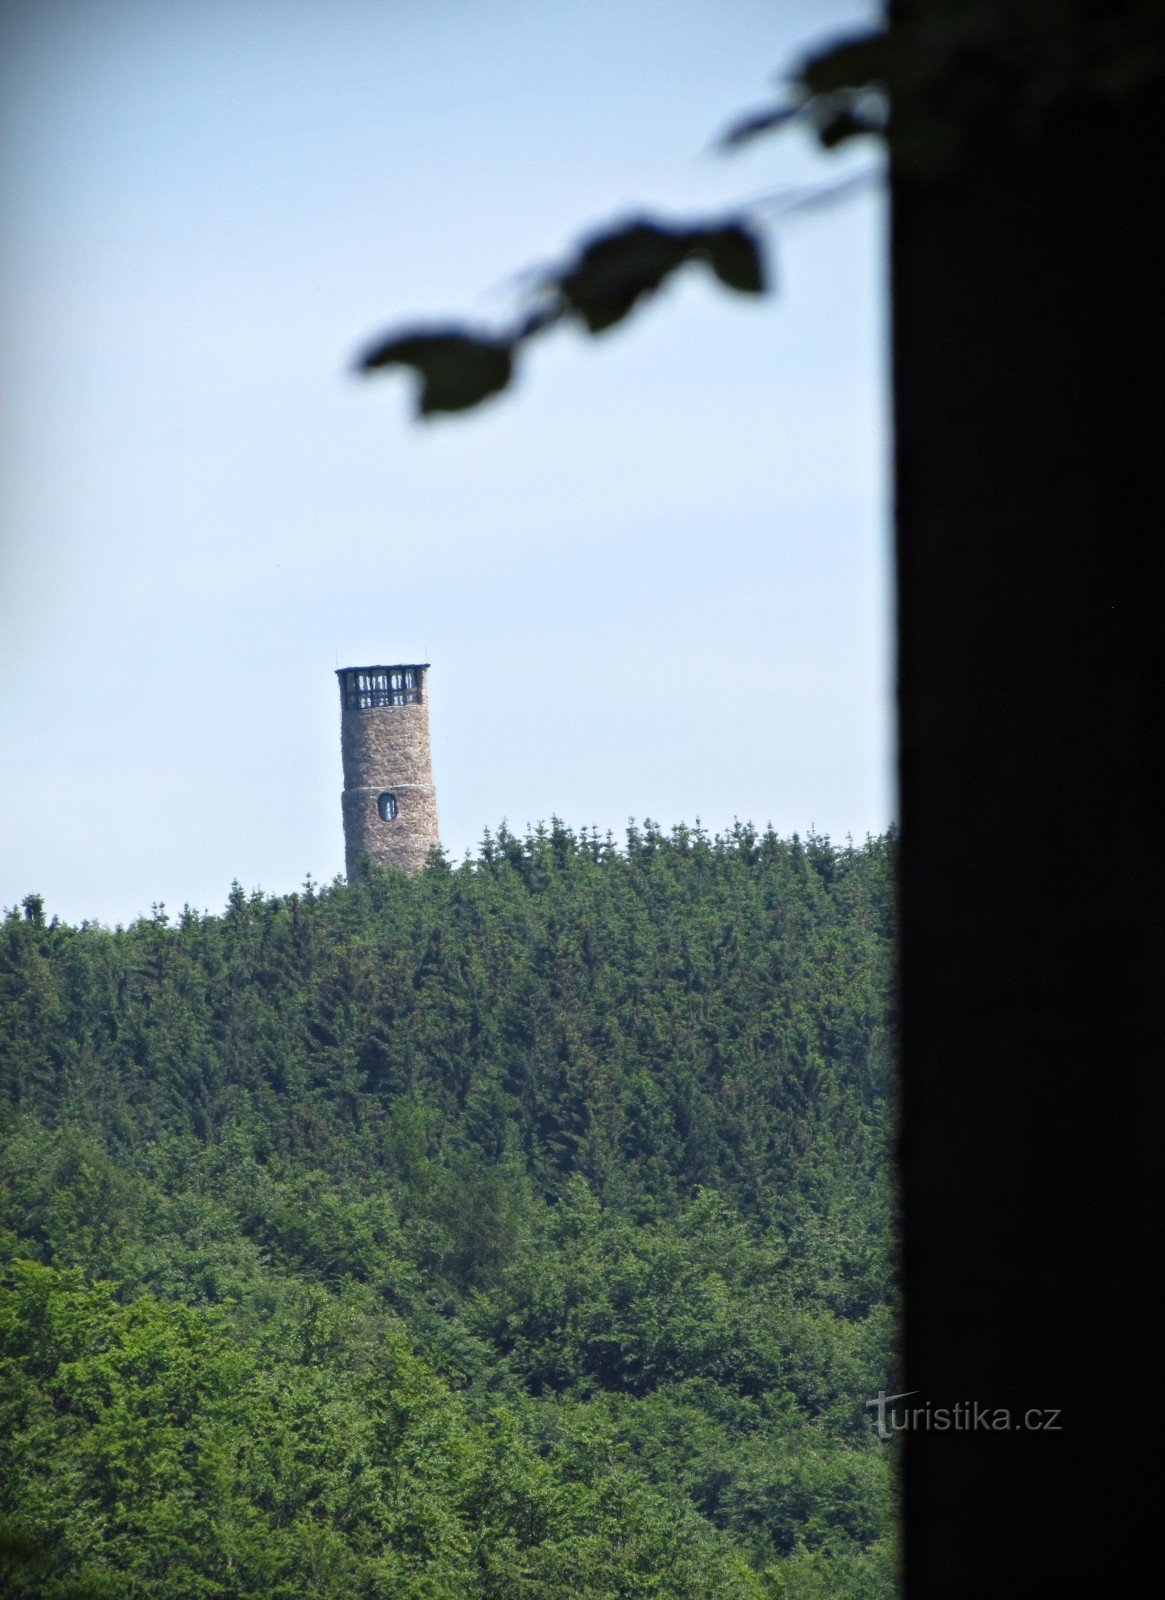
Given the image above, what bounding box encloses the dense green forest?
[0,821,898,1599]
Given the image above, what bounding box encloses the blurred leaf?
[813,99,884,148]
[356,327,514,416]
[556,221,692,333]
[799,30,894,98]
[555,217,766,335]
[696,224,766,294]
[717,102,803,150]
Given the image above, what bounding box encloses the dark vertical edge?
[891,73,1165,1597]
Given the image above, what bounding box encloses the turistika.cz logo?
[865,1390,1062,1441]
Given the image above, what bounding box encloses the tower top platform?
[337,665,429,712]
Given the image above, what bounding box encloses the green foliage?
[0,825,898,1597]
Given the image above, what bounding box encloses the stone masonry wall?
[338,672,439,878]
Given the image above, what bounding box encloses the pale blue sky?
[0,0,890,927]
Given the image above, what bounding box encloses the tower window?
[343,668,421,710]
[378,792,398,821]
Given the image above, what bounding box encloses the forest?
[0,821,898,1599]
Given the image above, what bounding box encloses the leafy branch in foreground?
[354,216,767,417]
[353,2,1165,420]
[350,17,886,421]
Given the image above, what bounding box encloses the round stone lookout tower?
[336,663,439,878]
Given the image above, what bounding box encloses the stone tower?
[337,663,439,878]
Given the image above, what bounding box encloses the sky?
[0,0,890,928]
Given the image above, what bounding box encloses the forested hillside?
[0,821,899,1599]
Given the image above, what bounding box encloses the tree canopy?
[1,824,898,1598]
